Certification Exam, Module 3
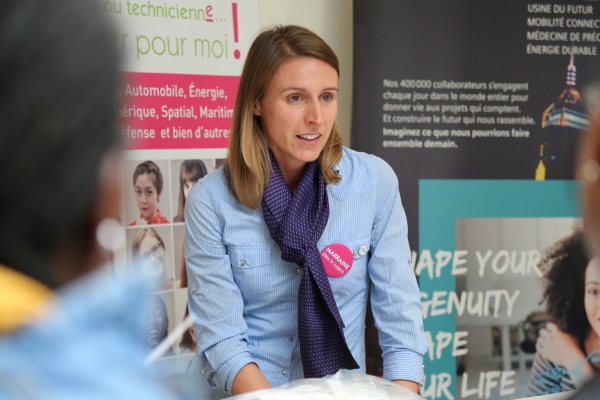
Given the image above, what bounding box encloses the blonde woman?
[184,25,426,398]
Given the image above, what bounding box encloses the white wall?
[258,0,354,146]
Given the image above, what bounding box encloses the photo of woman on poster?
[178,305,196,355]
[131,227,177,291]
[145,294,175,358]
[173,159,208,223]
[527,229,600,396]
[172,160,208,288]
[129,160,169,226]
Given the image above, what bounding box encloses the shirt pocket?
[325,237,370,299]
[229,247,272,302]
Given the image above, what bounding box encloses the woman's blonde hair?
[225,25,342,209]
[131,227,164,266]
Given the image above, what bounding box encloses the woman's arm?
[231,363,272,395]
[185,180,264,394]
[391,379,420,393]
[368,158,427,388]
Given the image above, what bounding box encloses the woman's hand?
[232,363,272,395]
[391,379,420,393]
[536,322,584,368]
[537,322,594,387]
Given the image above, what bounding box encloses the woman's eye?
[289,95,302,103]
[184,183,190,190]
[135,189,141,195]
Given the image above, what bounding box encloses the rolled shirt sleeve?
[184,179,254,394]
[368,158,427,384]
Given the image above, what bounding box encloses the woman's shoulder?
[187,167,233,207]
[337,147,398,189]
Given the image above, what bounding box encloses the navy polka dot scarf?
[262,151,358,378]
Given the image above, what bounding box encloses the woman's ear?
[93,151,124,226]
[253,101,262,116]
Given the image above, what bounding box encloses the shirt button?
[282,370,287,376]
[192,287,197,294]
[201,369,206,374]
[223,389,228,394]
[358,245,368,256]
[297,268,301,273]
[289,336,294,342]
[241,259,246,266]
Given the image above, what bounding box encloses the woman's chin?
[145,266,164,278]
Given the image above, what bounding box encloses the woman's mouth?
[144,260,163,276]
[147,327,159,339]
[297,133,320,141]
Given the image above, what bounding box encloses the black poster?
[354,1,599,399]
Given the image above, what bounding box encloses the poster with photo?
[353,0,600,398]
[103,0,259,382]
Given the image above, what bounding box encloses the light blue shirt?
[0,271,182,400]
[185,147,426,398]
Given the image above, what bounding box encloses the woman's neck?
[279,166,303,192]
[272,154,306,193]
[584,329,600,367]
[146,210,158,222]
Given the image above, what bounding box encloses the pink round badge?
[320,243,354,278]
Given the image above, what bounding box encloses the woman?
[131,228,175,291]
[174,160,208,287]
[146,294,175,357]
[179,305,196,354]
[184,25,426,398]
[527,230,600,395]
[174,159,208,223]
[130,160,169,226]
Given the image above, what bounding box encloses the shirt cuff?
[383,350,424,384]
[217,351,255,395]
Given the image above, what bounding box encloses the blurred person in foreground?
[568,109,600,399]
[0,0,179,398]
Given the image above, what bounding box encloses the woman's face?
[585,257,600,337]
[182,178,197,200]
[138,234,166,278]
[254,57,338,175]
[146,296,168,348]
[135,173,158,221]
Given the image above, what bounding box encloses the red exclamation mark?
[232,3,240,59]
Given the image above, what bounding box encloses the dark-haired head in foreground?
[0,0,122,288]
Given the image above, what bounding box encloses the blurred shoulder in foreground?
[0,0,182,398]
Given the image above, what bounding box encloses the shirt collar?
[0,264,54,333]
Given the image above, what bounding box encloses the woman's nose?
[305,101,324,125]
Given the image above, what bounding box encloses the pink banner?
[119,72,239,149]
